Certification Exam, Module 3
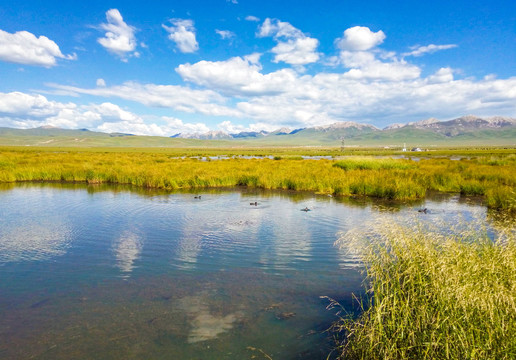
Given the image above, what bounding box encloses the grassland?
[0,146,515,210]
[331,217,516,359]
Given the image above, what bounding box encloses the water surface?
[0,184,488,359]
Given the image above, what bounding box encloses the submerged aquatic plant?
[331,216,516,360]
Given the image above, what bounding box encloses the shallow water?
[0,184,489,359]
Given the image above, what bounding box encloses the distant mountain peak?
[414,117,440,126]
[387,115,516,131]
[314,121,379,131]
[268,127,293,135]
[175,130,232,140]
[384,123,405,130]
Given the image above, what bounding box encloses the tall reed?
[331,217,516,359]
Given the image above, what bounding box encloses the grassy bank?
[0,147,515,210]
[332,218,516,359]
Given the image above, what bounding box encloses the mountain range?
[172,115,516,140]
[0,115,515,147]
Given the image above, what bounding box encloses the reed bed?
[331,217,516,360]
[0,147,515,210]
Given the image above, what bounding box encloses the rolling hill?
[0,115,514,147]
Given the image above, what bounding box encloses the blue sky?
[0,0,515,136]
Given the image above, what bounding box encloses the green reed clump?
[486,187,516,213]
[333,157,414,171]
[332,219,516,360]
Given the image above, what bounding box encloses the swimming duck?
[250,201,258,206]
[418,208,427,213]
[301,207,311,212]
[194,195,201,199]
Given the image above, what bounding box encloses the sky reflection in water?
[0,184,491,359]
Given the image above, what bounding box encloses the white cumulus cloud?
[333,27,420,81]
[339,51,421,81]
[257,18,320,66]
[427,67,454,84]
[97,9,138,61]
[335,26,386,51]
[0,91,212,136]
[177,54,297,96]
[0,29,76,67]
[163,19,199,53]
[0,92,142,129]
[162,116,210,134]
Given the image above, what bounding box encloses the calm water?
[0,184,488,359]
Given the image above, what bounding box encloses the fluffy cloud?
[339,51,421,81]
[176,54,296,96]
[0,91,142,129]
[97,9,138,60]
[335,26,386,51]
[163,19,199,53]
[162,116,210,134]
[257,18,320,66]
[230,73,516,128]
[0,91,213,136]
[96,114,213,137]
[271,37,320,66]
[0,91,73,119]
[90,102,143,123]
[403,44,457,57]
[332,26,420,81]
[0,29,76,67]
[427,67,454,84]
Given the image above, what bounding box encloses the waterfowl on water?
[194,195,201,199]
[418,208,427,213]
[250,201,258,206]
[301,207,311,212]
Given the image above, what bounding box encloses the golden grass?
[331,216,516,359]
[0,147,515,209]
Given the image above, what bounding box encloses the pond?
[0,184,489,359]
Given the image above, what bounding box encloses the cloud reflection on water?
[177,293,244,343]
[112,230,143,276]
[0,220,72,262]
